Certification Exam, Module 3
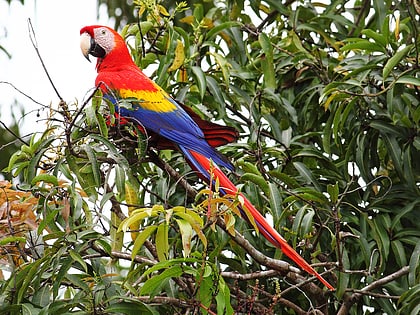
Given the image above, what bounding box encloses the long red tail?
[188,150,334,290]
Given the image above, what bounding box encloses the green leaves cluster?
[1,0,419,314]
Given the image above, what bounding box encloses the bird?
[80,24,334,290]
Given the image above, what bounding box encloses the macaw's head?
[80,25,131,68]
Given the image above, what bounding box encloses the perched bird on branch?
[80,24,334,290]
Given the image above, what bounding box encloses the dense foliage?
[1,0,419,314]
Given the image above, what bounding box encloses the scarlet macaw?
[80,25,334,290]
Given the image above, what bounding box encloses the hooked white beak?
[80,32,92,62]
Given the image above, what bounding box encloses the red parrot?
[80,25,334,290]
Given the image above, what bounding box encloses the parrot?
[80,25,334,290]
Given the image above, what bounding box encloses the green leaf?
[114,164,126,199]
[205,21,241,40]
[369,120,403,136]
[259,33,276,89]
[216,276,234,315]
[68,249,88,273]
[206,75,225,106]
[241,173,269,196]
[408,242,420,286]
[30,174,59,187]
[88,134,130,169]
[382,133,403,180]
[18,258,46,303]
[191,66,207,100]
[337,246,350,298]
[341,39,386,53]
[65,273,90,292]
[391,240,407,267]
[140,265,184,297]
[197,269,214,311]
[398,284,420,315]
[85,103,97,127]
[391,200,420,230]
[327,182,339,204]
[372,215,390,269]
[383,44,413,80]
[396,76,420,86]
[291,206,306,245]
[174,209,207,248]
[300,209,315,236]
[268,183,282,224]
[83,144,101,187]
[361,29,387,47]
[210,51,231,86]
[156,222,169,261]
[131,225,158,260]
[269,171,299,188]
[106,300,156,315]
[27,136,58,183]
[0,236,26,245]
[293,161,321,191]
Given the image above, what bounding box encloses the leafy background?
[0,0,419,314]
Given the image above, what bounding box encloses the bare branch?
[0,119,28,146]
[28,18,63,102]
[337,266,409,315]
[148,150,198,198]
[135,295,194,309]
[222,269,280,280]
[216,217,332,298]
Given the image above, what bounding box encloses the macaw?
[80,25,334,290]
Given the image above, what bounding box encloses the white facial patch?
[93,27,115,55]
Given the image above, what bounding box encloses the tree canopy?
[0,0,419,314]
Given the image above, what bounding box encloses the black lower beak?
[89,38,106,58]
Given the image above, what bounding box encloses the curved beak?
[80,32,106,62]
[80,32,92,62]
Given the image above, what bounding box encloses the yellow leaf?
[202,17,214,29]
[178,67,187,82]
[125,181,139,241]
[394,14,400,41]
[158,4,170,16]
[180,15,195,25]
[167,40,185,72]
[224,212,236,236]
[156,223,169,261]
[111,211,123,253]
[175,219,193,257]
[259,3,271,14]
[323,91,339,111]
[165,208,173,224]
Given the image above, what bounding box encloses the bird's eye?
[101,29,106,35]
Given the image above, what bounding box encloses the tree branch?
[216,217,331,298]
[135,295,195,308]
[221,269,280,280]
[148,150,198,198]
[337,266,409,315]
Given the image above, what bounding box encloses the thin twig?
[345,289,400,300]
[27,18,63,102]
[148,150,198,198]
[0,81,46,107]
[0,120,29,146]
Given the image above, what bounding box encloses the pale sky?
[0,0,110,136]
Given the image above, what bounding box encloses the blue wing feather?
[106,92,234,171]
